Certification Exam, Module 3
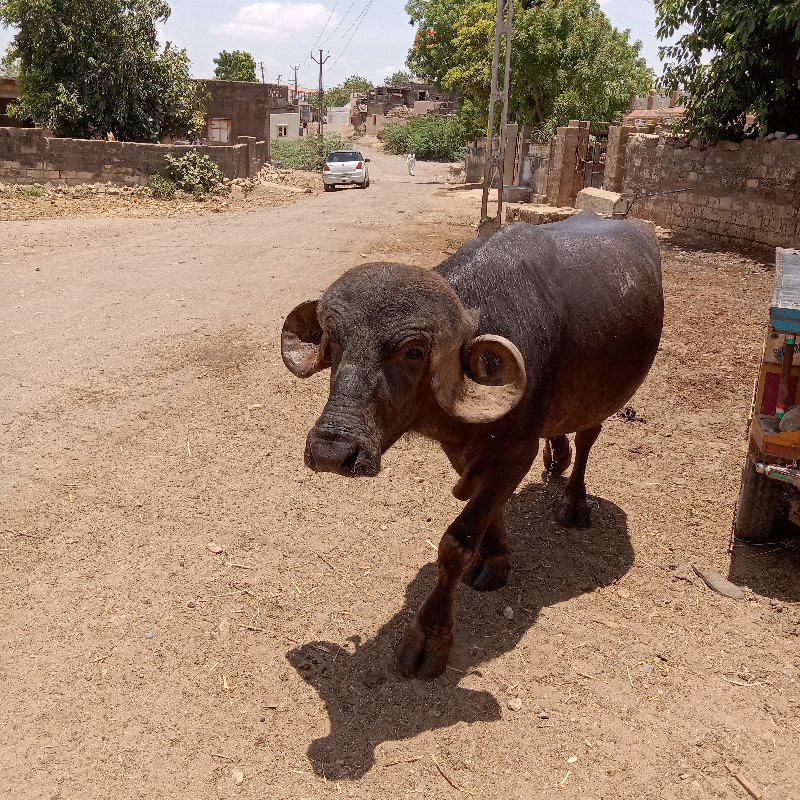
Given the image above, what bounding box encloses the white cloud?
[214,2,338,43]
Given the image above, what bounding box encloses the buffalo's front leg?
[556,424,602,528]
[398,464,529,679]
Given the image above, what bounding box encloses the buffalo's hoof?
[462,553,510,591]
[397,619,453,680]
[556,497,591,529]
[544,440,572,475]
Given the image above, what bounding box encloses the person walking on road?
[406,152,416,177]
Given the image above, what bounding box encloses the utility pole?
[259,61,266,83]
[290,64,300,104]
[311,49,329,138]
[479,0,513,237]
[276,73,282,85]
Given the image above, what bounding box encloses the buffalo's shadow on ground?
[286,478,633,780]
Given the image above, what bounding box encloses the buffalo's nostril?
[340,450,359,475]
[307,436,361,476]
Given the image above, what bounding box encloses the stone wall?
[0,127,267,186]
[546,120,589,208]
[605,127,800,248]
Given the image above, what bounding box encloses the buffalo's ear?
[431,335,526,424]
[281,300,331,378]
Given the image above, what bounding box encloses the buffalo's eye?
[403,346,424,361]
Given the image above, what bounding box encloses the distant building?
[624,90,686,129]
[291,86,317,104]
[0,76,31,128]
[200,80,292,144]
[359,82,457,135]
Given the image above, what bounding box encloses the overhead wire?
[311,0,340,49]
[329,0,373,65]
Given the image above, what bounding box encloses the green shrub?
[17,182,44,197]
[269,133,354,171]
[378,115,468,162]
[147,174,177,199]
[164,149,225,195]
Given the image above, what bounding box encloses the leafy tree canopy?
[656,0,800,139]
[0,0,207,142]
[1,45,19,76]
[384,69,414,85]
[406,0,652,139]
[322,75,374,108]
[213,50,258,82]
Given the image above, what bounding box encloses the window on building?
[208,118,232,144]
[277,125,288,138]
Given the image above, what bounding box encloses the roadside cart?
[736,247,800,541]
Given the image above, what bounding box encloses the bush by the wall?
[269,133,354,171]
[378,115,467,162]
[147,174,177,199]
[164,150,225,195]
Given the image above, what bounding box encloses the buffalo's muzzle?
[305,433,379,477]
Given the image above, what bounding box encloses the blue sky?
[1,0,664,89]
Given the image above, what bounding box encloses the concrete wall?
[366,113,392,136]
[269,112,302,141]
[326,106,350,126]
[0,127,266,185]
[605,127,800,248]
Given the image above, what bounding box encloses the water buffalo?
[281,212,663,679]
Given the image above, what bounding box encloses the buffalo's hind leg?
[461,515,510,592]
[556,424,602,529]
[543,434,572,475]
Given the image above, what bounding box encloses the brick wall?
[0,127,267,186]
[605,127,800,249]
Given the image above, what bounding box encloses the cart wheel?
[734,455,790,542]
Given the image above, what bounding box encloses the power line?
[318,0,361,49]
[312,0,341,49]
[330,1,373,66]
[325,0,370,58]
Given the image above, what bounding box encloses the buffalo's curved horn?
[431,334,526,424]
[281,300,331,377]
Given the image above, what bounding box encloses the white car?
[323,150,370,191]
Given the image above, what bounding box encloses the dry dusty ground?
[1,146,798,800]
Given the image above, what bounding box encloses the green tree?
[415,0,651,139]
[405,0,464,84]
[384,69,414,85]
[0,0,207,141]
[212,50,258,82]
[1,45,20,76]
[656,0,800,139]
[323,75,374,108]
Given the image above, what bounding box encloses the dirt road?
[1,146,798,800]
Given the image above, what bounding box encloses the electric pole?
[259,62,266,83]
[479,0,513,236]
[311,49,329,138]
[276,73,282,85]
[290,64,300,104]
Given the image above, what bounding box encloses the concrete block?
[502,185,532,203]
[575,187,627,217]
[506,204,580,225]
